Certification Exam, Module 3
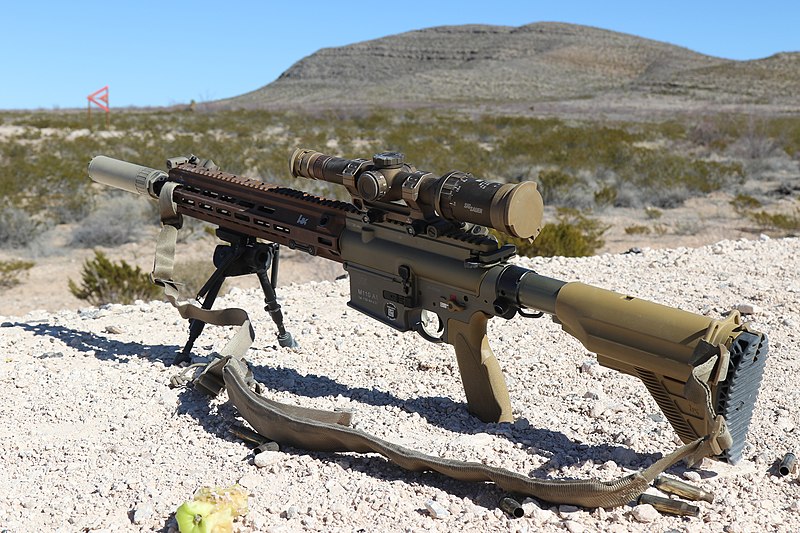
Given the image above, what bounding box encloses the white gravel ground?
[1,237,799,532]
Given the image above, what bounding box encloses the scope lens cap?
[496,182,544,239]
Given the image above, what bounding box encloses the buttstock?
[552,282,768,463]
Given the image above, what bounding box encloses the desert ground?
[1,233,798,532]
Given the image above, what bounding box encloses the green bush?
[0,259,34,288]
[68,250,160,305]
[747,207,800,233]
[493,208,608,258]
[625,225,651,235]
[644,207,663,220]
[172,258,228,299]
[593,185,618,207]
[70,195,155,247]
[537,168,579,205]
[0,204,48,248]
[730,195,800,233]
[730,193,762,215]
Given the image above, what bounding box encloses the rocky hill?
[216,22,800,115]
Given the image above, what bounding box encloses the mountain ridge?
[215,22,800,115]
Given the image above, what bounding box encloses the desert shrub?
[0,204,48,248]
[730,194,762,215]
[593,185,618,207]
[644,207,663,220]
[688,116,728,150]
[70,195,156,247]
[68,250,160,305]
[172,259,228,299]
[493,208,608,258]
[746,207,800,233]
[673,220,703,236]
[0,259,34,288]
[537,168,579,205]
[726,194,800,233]
[625,225,650,235]
[728,117,783,161]
[620,151,744,207]
[650,185,692,209]
[48,181,96,224]
[653,224,669,236]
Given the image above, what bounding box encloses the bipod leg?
[172,242,245,366]
[172,273,228,366]
[256,266,297,348]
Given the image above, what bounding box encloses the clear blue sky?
[2,0,797,110]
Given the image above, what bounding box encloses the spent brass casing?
[779,453,797,477]
[654,475,715,503]
[229,425,265,445]
[638,494,700,517]
[498,497,524,518]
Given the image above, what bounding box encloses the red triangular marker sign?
[87,86,109,112]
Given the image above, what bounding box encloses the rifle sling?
[151,183,724,509]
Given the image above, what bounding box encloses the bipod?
[172,228,296,366]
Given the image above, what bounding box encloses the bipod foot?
[172,350,193,367]
[278,331,298,349]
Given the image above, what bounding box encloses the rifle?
[87,151,767,506]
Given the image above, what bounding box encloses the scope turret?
[290,149,543,239]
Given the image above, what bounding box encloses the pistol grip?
[447,313,513,423]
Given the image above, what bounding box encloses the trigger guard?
[413,320,444,343]
[411,309,445,343]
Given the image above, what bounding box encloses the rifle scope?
[290,149,543,239]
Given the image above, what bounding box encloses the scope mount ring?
[464,244,517,269]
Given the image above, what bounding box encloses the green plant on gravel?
[68,250,160,305]
[0,259,34,288]
[493,208,608,258]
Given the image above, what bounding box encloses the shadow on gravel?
[6,321,228,440]
[246,362,665,476]
[9,321,178,364]
[8,321,668,504]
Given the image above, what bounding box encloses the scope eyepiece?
[289,148,543,239]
